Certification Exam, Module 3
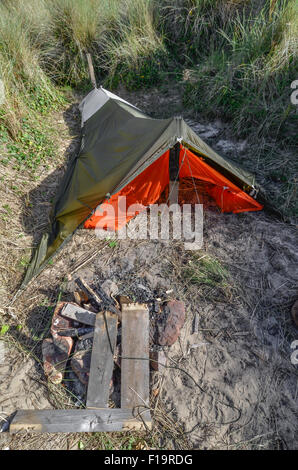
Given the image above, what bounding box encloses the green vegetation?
[0,0,65,135]
[179,0,297,139]
[79,432,160,450]
[182,253,232,300]
[0,324,10,336]
[1,1,296,133]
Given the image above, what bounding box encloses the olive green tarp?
[22,87,260,288]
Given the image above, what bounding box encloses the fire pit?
[9,275,186,434]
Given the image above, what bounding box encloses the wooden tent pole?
[86,53,97,89]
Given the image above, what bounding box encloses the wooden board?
[10,408,151,434]
[121,303,150,411]
[61,303,96,327]
[86,311,117,409]
[86,53,97,89]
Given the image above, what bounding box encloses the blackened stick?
[75,277,121,320]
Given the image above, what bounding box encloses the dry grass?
[0,112,71,304]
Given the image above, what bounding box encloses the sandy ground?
[0,87,297,450]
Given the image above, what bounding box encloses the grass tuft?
[182,253,232,301]
[181,0,298,141]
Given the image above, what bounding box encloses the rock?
[291,300,298,327]
[157,300,185,346]
[41,301,75,383]
[42,338,64,384]
[51,301,74,357]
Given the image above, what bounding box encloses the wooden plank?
[10,408,151,434]
[86,311,117,409]
[121,303,150,411]
[86,53,97,89]
[60,303,96,327]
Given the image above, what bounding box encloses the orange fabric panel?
[179,146,263,213]
[84,150,170,231]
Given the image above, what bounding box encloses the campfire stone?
[157,300,185,346]
[42,338,64,384]
[51,301,74,356]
